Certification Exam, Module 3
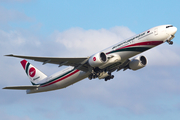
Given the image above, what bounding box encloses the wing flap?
[3,85,40,90]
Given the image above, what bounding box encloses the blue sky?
[0,0,180,120]
[2,0,179,34]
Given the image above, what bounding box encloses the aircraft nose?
[171,26,177,35]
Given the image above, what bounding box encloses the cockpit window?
[166,25,173,28]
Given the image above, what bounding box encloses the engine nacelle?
[129,56,147,71]
[88,52,107,67]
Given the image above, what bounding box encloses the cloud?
[66,68,180,114]
[0,109,32,120]
[0,30,25,46]
[142,44,180,66]
[0,29,43,59]
[0,6,32,23]
[53,26,135,56]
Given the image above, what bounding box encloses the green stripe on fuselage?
[39,69,76,86]
[108,47,150,54]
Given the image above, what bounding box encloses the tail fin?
[20,60,47,85]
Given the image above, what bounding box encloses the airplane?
[3,24,177,94]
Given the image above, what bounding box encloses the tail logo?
[29,67,36,77]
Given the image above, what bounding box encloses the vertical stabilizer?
[21,60,47,85]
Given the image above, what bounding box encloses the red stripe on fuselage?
[40,69,80,87]
[116,41,163,51]
[20,60,27,70]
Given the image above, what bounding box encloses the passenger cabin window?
[166,25,173,28]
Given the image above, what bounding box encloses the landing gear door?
[154,28,158,35]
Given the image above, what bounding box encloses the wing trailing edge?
[5,54,90,71]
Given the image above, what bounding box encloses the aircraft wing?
[3,85,40,90]
[5,54,90,71]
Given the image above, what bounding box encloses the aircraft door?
[154,28,158,35]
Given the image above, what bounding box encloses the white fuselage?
[27,25,177,94]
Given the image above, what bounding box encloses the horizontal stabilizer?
[3,85,39,90]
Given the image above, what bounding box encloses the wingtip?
[4,54,14,57]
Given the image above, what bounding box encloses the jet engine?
[129,56,147,71]
[88,52,107,67]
